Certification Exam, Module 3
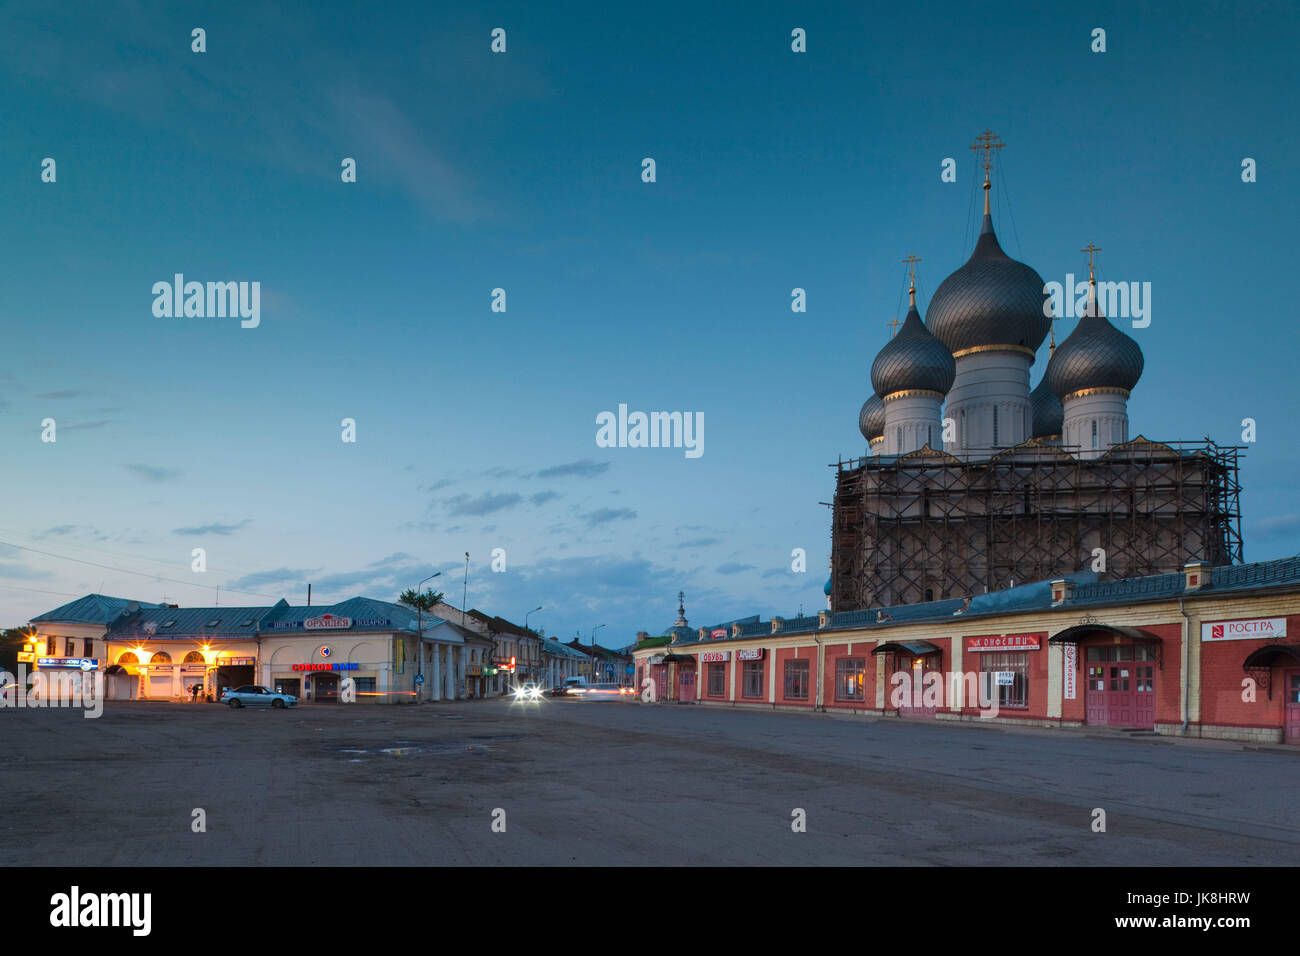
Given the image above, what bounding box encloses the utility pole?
[413,571,442,701]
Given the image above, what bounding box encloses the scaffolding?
[829,437,1243,612]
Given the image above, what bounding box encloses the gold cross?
[902,254,922,307]
[1081,242,1102,280]
[887,316,903,337]
[969,129,1005,178]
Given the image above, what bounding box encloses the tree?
[0,628,33,675]
[398,588,444,612]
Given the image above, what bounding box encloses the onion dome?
[925,213,1052,355]
[1030,375,1063,438]
[1045,284,1144,398]
[858,393,885,442]
[823,575,833,597]
[871,303,956,398]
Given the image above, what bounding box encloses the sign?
[710,628,727,639]
[967,634,1041,651]
[736,648,764,661]
[648,655,665,665]
[290,662,359,671]
[144,622,158,636]
[305,615,352,630]
[699,651,730,662]
[220,657,256,667]
[414,674,425,685]
[994,671,1015,686]
[36,657,99,670]
[1063,644,1077,700]
[1202,618,1287,642]
[16,652,35,664]
[466,664,482,676]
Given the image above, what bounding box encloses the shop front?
[874,640,944,717]
[1050,625,1162,729]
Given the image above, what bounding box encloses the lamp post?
[525,606,541,682]
[591,623,606,682]
[414,571,442,700]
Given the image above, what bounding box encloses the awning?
[1242,644,1300,670]
[872,640,942,656]
[662,653,695,664]
[1048,625,1162,646]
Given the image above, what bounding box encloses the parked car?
[221,685,297,709]
[561,676,590,697]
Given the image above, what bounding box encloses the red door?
[1084,645,1155,728]
[1285,670,1300,745]
[678,667,696,703]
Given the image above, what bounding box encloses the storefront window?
[742,660,763,698]
[707,662,725,696]
[355,677,376,695]
[979,651,1028,708]
[835,658,866,701]
[784,660,809,700]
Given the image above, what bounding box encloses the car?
[584,682,626,701]
[220,685,297,709]
[561,677,590,697]
[512,683,543,701]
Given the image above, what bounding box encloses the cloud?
[124,463,181,482]
[445,493,524,516]
[716,562,755,575]
[1252,514,1300,539]
[0,561,52,580]
[535,459,611,480]
[172,520,252,536]
[35,390,86,400]
[531,491,562,506]
[582,507,637,528]
[226,567,321,590]
[62,420,114,432]
[678,537,720,549]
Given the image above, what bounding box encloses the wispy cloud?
[35,390,86,400]
[531,491,562,506]
[716,562,755,575]
[535,459,611,480]
[445,492,524,516]
[124,463,181,482]
[582,507,637,528]
[62,420,114,432]
[172,520,253,537]
[1251,513,1300,539]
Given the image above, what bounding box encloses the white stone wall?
[942,350,1033,458]
[882,392,945,455]
[1061,390,1129,459]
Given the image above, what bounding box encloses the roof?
[261,597,423,633]
[31,594,161,625]
[109,604,276,640]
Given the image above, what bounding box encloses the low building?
[429,602,544,695]
[27,594,483,704]
[541,638,590,688]
[565,639,632,683]
[631,557,1300,744]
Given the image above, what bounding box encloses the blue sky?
[1,0,1297,643]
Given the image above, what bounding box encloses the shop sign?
[16,651,36,664]
[710,628,727,639]
[994,671,1015,686]
[220,657,256,666]
[466,664,482,676]
[736,648,764,661]
[648,655,665,665]
[1063,645,1077,700]
[36,657,99,670]
[699,651,730,662]
[967,634,1041,651]
[1202,618,1287,642]
[305,614,352,630]
[291,662,359,671]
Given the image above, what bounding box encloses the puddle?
[381,747,423,756]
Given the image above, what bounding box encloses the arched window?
[151,651,172,664]
[182,650,204,664]
[117,651,139,665]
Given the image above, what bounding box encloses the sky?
[1,0,1297,646]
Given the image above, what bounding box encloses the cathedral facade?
[831,136,1242,612]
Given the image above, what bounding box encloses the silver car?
[221,685,297,709]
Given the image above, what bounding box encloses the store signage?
[291,662,359,671]
[710,628,727,639]
[967,634,1041,651]
[36,657,99,670]
[220,657,256,666]
[1063,645,1077,700]
[699,651,730,662]
[305,615,351,630]
[16,652,36,664]
[736,648,764,661]
[994,671,1015,686]
[1202,618,1287,642]
[648,655,665,665]
[466,664,482,676]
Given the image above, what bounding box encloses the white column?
[444,646,455,700]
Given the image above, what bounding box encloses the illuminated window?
[834,658,866,701]
[151,651,172,664]
[183,650,205,664]
[117,651,139,665]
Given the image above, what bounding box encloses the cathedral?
[831,132,1242,612]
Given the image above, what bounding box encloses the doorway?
[1285,669,1300,745]
[314,673,339,703]
[1085,645,1155,728]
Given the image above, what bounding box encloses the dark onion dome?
[1045,297,1145,398]
[925,214,1052,355]
[1030,374,1063,437]
[823,575,833,596]
[858,393,885,441]
[870,305,956,398]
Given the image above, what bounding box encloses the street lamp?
[591,623,606,681]
[414,571,442,700]
[525,606,542,682]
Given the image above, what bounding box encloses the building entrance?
[313,673,339,703]
[1285,669,1300,745]
[1085,645,1155,728]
